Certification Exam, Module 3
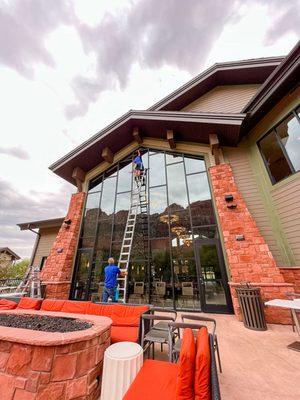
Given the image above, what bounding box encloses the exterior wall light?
[235,235,245,241]
[225,194,234,202]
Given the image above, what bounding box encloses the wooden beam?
[72,167,86,192]
[209,133,220,165]
[102,147,114,164]
[133,127,143,144]
[167,130,176,149]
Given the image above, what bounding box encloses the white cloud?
[0,0,298,258]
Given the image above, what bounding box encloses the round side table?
[101,341,143,400]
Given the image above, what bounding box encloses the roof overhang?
[149,57,284,111]
[49,110,246,185]
[242,41,300,131]
[17,217,64,231]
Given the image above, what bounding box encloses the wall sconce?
[225,194,234,202]
[236,234,245,241]
[227,204,237,209]
[63,218,72,228]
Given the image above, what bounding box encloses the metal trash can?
[236,284,267,331]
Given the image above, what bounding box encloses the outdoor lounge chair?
[123,327,221,400]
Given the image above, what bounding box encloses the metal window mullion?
[165,151,176,309]
[86,175,105,300]
[109,167,119,256]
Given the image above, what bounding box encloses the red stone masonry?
[41,192,86,299]
[0,310,111,400]
[279,268,300,293]
[209,164,295,324]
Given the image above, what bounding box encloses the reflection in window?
[276,113,300,172]
[258,107,300,184]
[185,156,206,174]
[165,153,183,164]
[117,162,132,193]
[89,175,103,192]
[101,177,117,215]
[190,201,215,226]
[167,162,188,209]
[149,152,166,186]
[187,173,211,204]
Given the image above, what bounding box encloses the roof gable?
[0,248,20,260]
[149,57,283,112]
[181,84,260,114]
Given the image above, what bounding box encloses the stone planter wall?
[0,311,111,400]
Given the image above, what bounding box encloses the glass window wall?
[71,148,230,312]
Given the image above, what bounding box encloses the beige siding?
[33,227,60,267]
[182,84,260,113]
[223,147,284,264]
[271,178,300,264]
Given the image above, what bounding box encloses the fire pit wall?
[0,311,111,400]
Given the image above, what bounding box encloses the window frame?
[257,105,300,185]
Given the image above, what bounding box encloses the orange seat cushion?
[41,299,65,312]
[110,326,139,343]
[111,304,149,327]
[195,327,211,400]
[17,297,43,310]
[176,328,196,400]
[61,300,88,314]
[0,299,17,309]
[123,359,178,400]
[85,302,115,318]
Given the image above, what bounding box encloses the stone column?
[209,163,294,324]
[41,192,86,299]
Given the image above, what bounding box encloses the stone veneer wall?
[279,268,300,293]
[209,163,294,324]
[0,329,110,400]
[41,192,86,299]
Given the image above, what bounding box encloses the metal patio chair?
[141,313,177,359]
[168,321,207,363]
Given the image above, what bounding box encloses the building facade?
[40,42,300,323]
[18,218,64,268]
[0,248,20,269]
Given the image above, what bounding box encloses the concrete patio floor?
[154,313,300,400]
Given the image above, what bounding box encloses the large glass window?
[72,148,229,311]
[258,106,300,184]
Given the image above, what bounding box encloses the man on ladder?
[133,150,144,182]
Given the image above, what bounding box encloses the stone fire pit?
[0,309,111,400]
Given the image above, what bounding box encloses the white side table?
[101,341,143,400]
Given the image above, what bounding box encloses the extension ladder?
[117,170,149,302]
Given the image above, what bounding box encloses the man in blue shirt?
[102,257,121,302]
[133,150,144,180]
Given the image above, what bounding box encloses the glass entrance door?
[72,249,93,300]
[195,239,232,313]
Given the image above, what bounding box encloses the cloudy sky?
[0,0,299,259]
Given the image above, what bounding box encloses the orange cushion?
[0,299,17,310]
[176,328,196,400]
[195,328,211,400]
[111,304,148,327]
[85,303,115,317]
[41,299,65,312]
[17,297,43,310]
[110,326,139,343]
[61,300,88,314]
[123,359,178,400]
